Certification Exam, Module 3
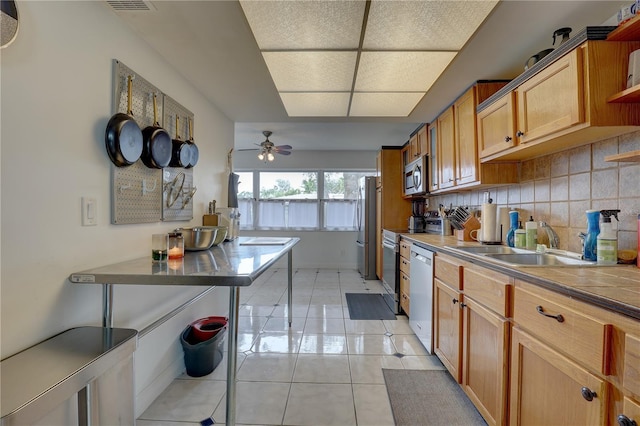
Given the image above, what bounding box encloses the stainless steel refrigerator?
[356,176,377,280]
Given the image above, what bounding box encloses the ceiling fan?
[241,131,292,162]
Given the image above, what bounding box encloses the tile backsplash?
[429,130,640,253]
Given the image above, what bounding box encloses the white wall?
[0,1,233,417]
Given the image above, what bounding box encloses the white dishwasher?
[409,244,434,353]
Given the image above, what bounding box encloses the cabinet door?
[510,327,607,426]
[418,124,428,158]
[478,92,517,159]
[516,49,585,144]
[461,297,509,426]
[455,88,479,186]
[617,397,640,426]
[429,124,439,192]
[400,271,410,316]
[437,106,456,189]
[434,278,462,382]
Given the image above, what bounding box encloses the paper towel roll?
[497,206,511,243]
[481,203,498,242]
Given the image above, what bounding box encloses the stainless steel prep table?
[69,236,300,426]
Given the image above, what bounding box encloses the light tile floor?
[138,268,445,426]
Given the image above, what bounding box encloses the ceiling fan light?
[267,152,275,162]
[258,152,265,161]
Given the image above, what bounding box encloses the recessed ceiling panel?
[355,51,457,92]
[350,92,425,117]
[263,51,357,91]
[364,1,499,50]
[240,0,366,49]
[280,93,351,117]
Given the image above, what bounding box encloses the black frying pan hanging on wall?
[185,117,198,168]
[141,93,172,168]
[170,116,191,168]
[105,75,143,167]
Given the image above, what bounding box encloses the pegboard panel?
[110,60,194,224]
[162,168,195,222]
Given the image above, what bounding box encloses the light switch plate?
[82,197,97,226]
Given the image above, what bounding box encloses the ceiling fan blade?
[237,148,259,152]
[275,150,292,155]
[275,144,292,150]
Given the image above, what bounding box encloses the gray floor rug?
[382,369,487,426]
[345,293,396,320]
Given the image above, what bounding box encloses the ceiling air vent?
[106,0,154,11]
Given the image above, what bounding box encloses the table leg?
[103,284,113,327]
[225,286,239,426]
[288,250,293,327]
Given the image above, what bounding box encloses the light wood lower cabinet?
[462,297,509,426]
[510,327,607,426]
[434,278,463,382]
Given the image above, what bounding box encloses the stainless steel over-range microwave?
[404,156,428,196]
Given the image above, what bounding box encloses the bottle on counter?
[525,216,537,249]
[597,210,620,265]
[506,210,519,247]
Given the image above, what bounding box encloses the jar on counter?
[515,229,526,248]
[168,232,184,259]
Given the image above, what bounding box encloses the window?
[237,170,374,231]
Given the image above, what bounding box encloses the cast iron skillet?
[170,116,191,168]
[185,117,199,168]
[141,93,171,168]
[105,75,143,167]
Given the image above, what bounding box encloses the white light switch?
[82,197,97,226]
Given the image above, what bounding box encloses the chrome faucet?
[539,222,560,249]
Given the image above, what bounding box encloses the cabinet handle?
[580,387,597,401]
[536,305,564,323]
[504,136,512,142]
[452,298,459,304]
[459,302,467,309]
[617,415,638,426]
[516,130,524,137]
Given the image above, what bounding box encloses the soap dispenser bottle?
[525,216,537,249]
[583,210,600,261]
[597,209,620,265]
[506,210,519,247]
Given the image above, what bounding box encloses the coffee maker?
[408,200,425,232]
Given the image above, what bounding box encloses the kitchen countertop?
[399,233,640,321]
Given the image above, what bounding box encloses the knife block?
[202,214,220,226]
[456,216,481,241]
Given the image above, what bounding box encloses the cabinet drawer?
[624,334,640,396]
[434,254,463,290]
[400,254,410,276]
[400,271,410,297]
[463,266,512,317]
[513,286,612,374]
[400,240,411,259]
[400,290,410,317]
[619,397,640,426]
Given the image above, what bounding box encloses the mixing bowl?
[176,226,219,251]
[211,226,228,246]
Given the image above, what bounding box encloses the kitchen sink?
[446,245,597,267]
[484,253,596,267]
[446,246,529,255]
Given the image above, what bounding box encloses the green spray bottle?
[597,210,620,265]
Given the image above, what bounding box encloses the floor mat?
[383,369,487,426]
[345,293,396,320]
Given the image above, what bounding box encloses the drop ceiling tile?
[364,0,499,50]
[240,0,366,49]
[263,51,357,92]
[280,93,351,117]
[350,92,425,117]
[355,51,457,92]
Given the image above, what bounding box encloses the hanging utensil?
[105,75,143,167]
[141,93,172,169]
[185,117,199,168]
[169,116,191,168]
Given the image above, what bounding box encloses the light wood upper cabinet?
[429,124,439,192]
[437,106,456,190]
[516,48,585,144]
[477,92,517,158]
[455,88,479,186]
[480,40,640,162]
